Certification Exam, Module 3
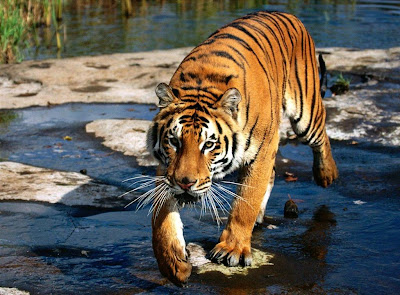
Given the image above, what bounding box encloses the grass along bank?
[0,0,63,64]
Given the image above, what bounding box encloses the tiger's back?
[168,11,328,165]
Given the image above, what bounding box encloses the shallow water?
[26,0,400,61]
[0,104,399,294]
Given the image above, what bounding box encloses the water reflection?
[300,205,336,261]
[26,0,400,60]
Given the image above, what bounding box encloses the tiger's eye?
[204,141,214,149]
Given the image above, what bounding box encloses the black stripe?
[273,12,300,35]
[151,122,158,149]
[224,135,229,156]
[212,34,272,95]
[293,58,304,124]
[159,111,172,121]
[198,116,210,123]
[159,125,165,139]
[205,73,237,84]
[215,120,222,133]
[245,116,259,151]
[232,133,238,159]
[230,22,266,54]
[180,86,220,99]
[210,50,243,69]
[166,118,173,128]
[215,158,229,165]
[298,35,318,138]
[267,13,293,51]
[180,97,197,103]
[180,72,186,82]
[222,161,234,173]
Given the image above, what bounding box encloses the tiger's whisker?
[220,180,254,188]
[117,180,158,199]
[215,183,253,209]
[207,192,222,226]
[122,175,164,183]
[149,185,169,214]
[209,187,231,215]
[125,182,167,209]
[140,183,169,209]
[210,186,232,210]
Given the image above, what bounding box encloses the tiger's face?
[147,83,244,203]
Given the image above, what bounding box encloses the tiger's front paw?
[209,229,252,267]
[153,240,192,287]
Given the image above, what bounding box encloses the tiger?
[146,10,338,286]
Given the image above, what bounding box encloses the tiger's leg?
[284,34,338,187]
[152,165,191,286]
[211,131,279,266]
[256,169,275,224]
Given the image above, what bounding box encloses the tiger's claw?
[210,240,252,267]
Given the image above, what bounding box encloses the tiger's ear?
[155,83,177,108]
[217,88,241,119]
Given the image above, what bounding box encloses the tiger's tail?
[319,54,327,98]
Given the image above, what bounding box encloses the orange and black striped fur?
[147,11,338,286]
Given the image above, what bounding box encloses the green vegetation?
[0,0,63,64]
[0,1,27,63]
[0,110,19,131]
[331,73,351,95]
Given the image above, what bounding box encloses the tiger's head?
[147,83,244,204]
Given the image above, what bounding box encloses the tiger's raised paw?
[153,241,192,287]
[209,232,252,267]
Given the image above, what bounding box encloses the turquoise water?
[26,0,400,61]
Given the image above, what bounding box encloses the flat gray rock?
[0,47,191,109]
[0,162,130,208]
[0,288,29,295]
[86,119,158,166]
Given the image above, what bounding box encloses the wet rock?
[319,47,400,81]
[0,288,29,295]
[85,119,158,167]
[284,200,299,218]
[187,243,273,276]
[323,87,400,145]
[0,161,131,208]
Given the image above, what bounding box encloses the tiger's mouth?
[175,192,200,205]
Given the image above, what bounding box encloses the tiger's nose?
[177,177,196,191]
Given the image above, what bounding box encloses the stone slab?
[0,161,131,208]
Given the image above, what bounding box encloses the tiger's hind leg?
[311,130,338,187]
[284,32,338,187]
